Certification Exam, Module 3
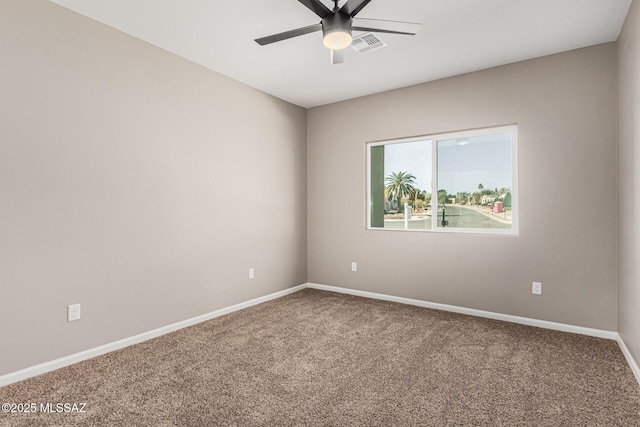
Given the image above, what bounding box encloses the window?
[367,125,518,235]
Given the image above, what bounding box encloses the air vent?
[351,32,387,53]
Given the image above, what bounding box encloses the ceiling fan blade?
[331,49,345,65]
[353,18,422,35]
[298,0,332,18]
[352,26,417,36]
[255,23,322,46]
[339,0,372,17]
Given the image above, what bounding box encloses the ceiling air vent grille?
[351,32,387,53]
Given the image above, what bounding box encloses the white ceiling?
[50,0,631,108]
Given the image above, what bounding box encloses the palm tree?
[385,171,418,213]
[475,183,484,206]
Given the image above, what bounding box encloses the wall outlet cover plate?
[68,304,81,321]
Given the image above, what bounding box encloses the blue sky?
[384,140,431,191]
[384,133,512,194]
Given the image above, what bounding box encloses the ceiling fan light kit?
[322,13,353,50]
[255,0,422,64]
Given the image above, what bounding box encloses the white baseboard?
[3,282,637,389]
[616,334,640,386]
[307,283,618,340]
[0,283,307,388]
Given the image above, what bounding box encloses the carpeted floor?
[1,288,639,426]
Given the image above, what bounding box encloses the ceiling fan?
[255,0,422,64]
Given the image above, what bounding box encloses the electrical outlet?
[532,282,542,295]
[351,262,357,272]
[67,304,81,322]
[249,268,255,279]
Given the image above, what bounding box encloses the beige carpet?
[1,288,639,426]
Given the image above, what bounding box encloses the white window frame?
[366,124,518,236]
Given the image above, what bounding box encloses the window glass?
[371,140,432,230]
[436,133,513,230]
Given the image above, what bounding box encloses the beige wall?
[0,0,307,376]
[308,43,618,330]
[618,0,640,365]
